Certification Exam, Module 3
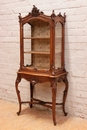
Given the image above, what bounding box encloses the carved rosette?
[30,77,38,86]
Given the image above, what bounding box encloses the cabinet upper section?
[18,5,66,25]
[19,5,66,75]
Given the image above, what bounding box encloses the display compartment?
[23,19,50,70]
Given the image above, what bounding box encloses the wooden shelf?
[24,37,61,39]
[24,51,50,54]
[23,37,50,40]
[25,65,49,70]
[24,51,62,54]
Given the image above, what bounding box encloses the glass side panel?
[23,23,31,66]
[23,20,50,70]
[55,22,62,69]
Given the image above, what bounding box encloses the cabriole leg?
[15,74,21,115]
[51,79,57,125]
[63,75,68,116]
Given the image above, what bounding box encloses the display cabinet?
[15,5,68,125]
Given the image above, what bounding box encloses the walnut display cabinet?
[15,5,68,125]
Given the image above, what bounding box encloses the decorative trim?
[58,12,66,22]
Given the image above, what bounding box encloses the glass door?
[23,19,50,70]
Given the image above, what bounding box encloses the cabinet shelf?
[24,51,50,54]
[25,65,49,70]
[24,37,62,40]
[24,51,61,54]
[23,37,50,40]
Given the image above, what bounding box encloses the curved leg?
[15,74,21,115]
[63,75,68,116]
[51,79,57,126]
[30,82,34,108]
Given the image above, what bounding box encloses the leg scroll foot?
[64,112,68,116]
[17,111,21,116]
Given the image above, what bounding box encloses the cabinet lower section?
[15,71,68,125]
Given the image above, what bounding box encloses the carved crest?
[29,5,43,17]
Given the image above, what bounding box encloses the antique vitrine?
[15,5,68,125]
